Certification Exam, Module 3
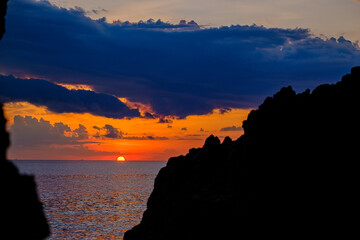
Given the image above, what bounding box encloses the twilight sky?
[0,0,359,160]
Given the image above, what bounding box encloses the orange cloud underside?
[57,83,95,91]
[4,102,251,161]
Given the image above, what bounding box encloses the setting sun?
[117,156,126,161]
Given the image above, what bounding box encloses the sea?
[12,160,167,240]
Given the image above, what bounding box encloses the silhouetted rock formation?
[1,106,50,239]
[0,0,8,40]
[1,1,50,239]
[125,67,360,240]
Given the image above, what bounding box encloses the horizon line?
[10,159,168,162]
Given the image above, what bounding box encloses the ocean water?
[12,160,167,240]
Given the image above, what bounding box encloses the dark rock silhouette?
[1,1,50,239]
[0,0,7,40]
[125,67,360,239]
[1,108,50,240]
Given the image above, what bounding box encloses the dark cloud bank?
[0,75,140,118]
[0,0,359,118]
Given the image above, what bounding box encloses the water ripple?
[13,161,166,240]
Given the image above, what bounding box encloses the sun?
[117,156,126,161]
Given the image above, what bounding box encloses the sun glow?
[117,156,126,161]
[58,83,95,91]
[4,101,251,160]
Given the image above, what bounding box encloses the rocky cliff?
[0,0,8,40]
[125,67,360,239]
[1,1,50,239]
[1,108,50,240]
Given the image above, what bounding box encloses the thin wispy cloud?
[220,126,243,131]
[94,124,168,140]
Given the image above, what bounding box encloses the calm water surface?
[12,160,166,240]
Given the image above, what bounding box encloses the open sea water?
[12,160,167,240]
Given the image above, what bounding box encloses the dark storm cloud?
[0,75,140,118]
[0,0,359,118]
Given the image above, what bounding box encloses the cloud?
[0,0,359,118]
[10,115,89,147]
[8,116,114,159]
[186,134,203,137]
[87,8,108,16]
[97,124,168,140]
[103,124,123,139]
[158,117,174,124]
[122,135,168,140]
[145,135,168,140]
[220,125,243,131]
[73,124,88,139]
[0,75,141,118]
[93,126,101,130]
[219,108,232,114]
[111,18,200,30]
[181,127,187,131]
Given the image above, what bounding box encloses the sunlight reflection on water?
[13,160,166,240]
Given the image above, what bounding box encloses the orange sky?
[4,101,251,161]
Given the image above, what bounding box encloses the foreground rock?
[125,67,360,239]
[1,105,50,239]
[1,1,50,239]
[0,0,7,40]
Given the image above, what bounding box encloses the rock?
[221,136,232,145]
[351,66,360,75]
[0,105,50,239]
[203,134,220,148]
[124,66,360,240]
[1,2,50,239]
[0,0,8,40]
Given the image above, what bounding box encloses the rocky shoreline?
[125,67,360,239]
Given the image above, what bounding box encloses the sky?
[0,0,359,160]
